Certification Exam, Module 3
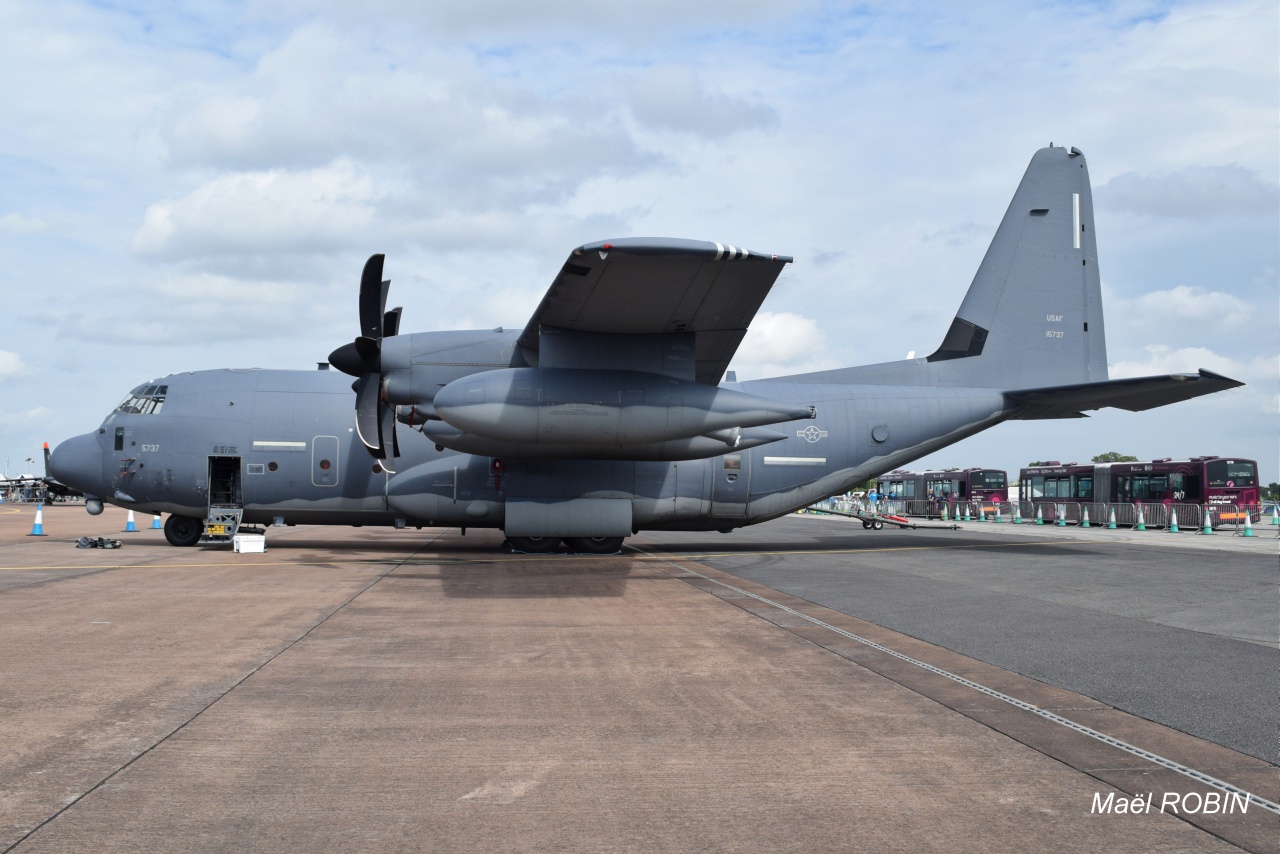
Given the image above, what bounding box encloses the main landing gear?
[505,535,626,555]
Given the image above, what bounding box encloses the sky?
[1,0,1276,482]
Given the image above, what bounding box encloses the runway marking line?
[629,543,1280,826]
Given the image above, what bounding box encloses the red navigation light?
[491,458,505,473]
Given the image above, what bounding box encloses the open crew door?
[202,456,243,543]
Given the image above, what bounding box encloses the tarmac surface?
[1,502,1276,853]
[654,512,1278,761]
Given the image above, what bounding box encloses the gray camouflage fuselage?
[48,146,1240,545]
[56,358,1006,532]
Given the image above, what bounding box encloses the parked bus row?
[861,457,1264,529]
[1020,456,1259,523]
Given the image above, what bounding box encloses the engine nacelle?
[432,368,814,447]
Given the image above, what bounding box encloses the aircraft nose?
[49,433,104,495]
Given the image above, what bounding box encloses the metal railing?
[803,496,1275,536]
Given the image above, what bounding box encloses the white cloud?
[1099,165,1278,218]
[1111,344,1243,379]
[0,405,51,430]
[1110,344,1276,416]
[626,65,777,138]
[0,350,25,381]
[0,213,47,233]
[730,311,838,380]
[1115,285,1253,331]
[131,160,379,257]
[58,271,338,349]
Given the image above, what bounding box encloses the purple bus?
[877,468,1009,503]
[1019,457,1260,514]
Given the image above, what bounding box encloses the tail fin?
[785,146,1107,389]
[926,145,1106,387]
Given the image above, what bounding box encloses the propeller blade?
[358,254,386,341]
[379,403,399,466]
[381,377,401,459]
[354,375,382,453]
[383,306,402,338]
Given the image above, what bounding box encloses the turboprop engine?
[428,367,815,461]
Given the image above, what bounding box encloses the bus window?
[1030,476,1045,498]
[886,479,911,497]
[974,470,1007,490]
[1076,477,1093,501]
[1206,460,1257,488]
[1126,475,1169,501]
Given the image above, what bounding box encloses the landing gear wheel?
[872,520,884,530]
[566,536,625,555]
[164,514,203,547]
[507,535,562,554]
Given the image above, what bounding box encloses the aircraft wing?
[516,238,792,385]
[1004,369,1244,419]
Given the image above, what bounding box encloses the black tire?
[861,520,872,529]
[164,514,203,547]
[872,520,884,530]
[507,535,562,554]
[566,536,625,555]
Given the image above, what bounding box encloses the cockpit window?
[115,384,167,415]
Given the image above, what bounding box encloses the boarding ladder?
[199,505,244,544]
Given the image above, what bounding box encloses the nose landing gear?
[164,514,203,547]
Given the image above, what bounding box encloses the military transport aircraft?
[49,146,1241,552]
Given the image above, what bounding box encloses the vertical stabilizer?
[925,145,1107,387]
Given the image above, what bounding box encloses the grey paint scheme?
[49,147,1241,542]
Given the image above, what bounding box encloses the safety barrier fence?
[1,490,61,504]
[805,497,1272,536]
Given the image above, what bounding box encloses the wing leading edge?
[516,238,792,385]
[1004,369,1244,420]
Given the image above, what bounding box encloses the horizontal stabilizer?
[1004,370,1243,420]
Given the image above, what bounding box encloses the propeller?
[329,254,402,470]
